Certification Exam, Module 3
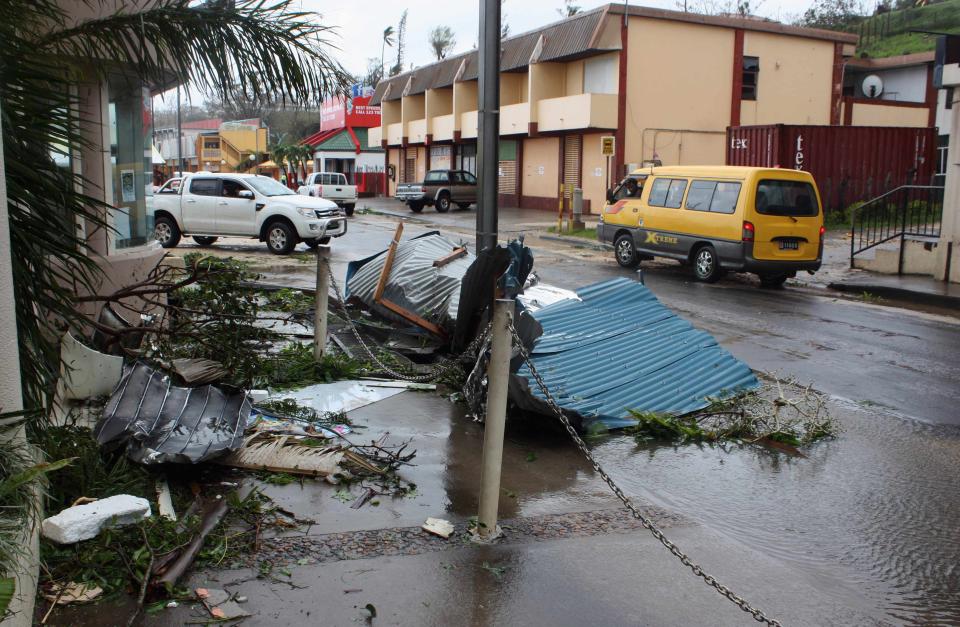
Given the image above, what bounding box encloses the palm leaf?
[0,578,14,617]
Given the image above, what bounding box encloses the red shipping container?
[726,125,936,212]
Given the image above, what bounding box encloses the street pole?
[176,84,182,175]
[314,245,331,361]
[476,0,501,253]
[477,298,514,539]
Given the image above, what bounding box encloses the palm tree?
[381,26,396,84]
[1,0,349,415]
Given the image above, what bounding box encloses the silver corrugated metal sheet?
[515,277,759,430]
[346,233,475,329]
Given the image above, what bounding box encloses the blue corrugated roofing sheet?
[515,277,760,430]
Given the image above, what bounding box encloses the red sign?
[320,95,381,132]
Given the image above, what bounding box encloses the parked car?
[395,169,476,213]
[297,172,358,216]
[598,165,824,288]
[152,173,346,255]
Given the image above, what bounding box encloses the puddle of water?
[585,400,960,624]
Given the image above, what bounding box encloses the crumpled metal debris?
[94,361,250,464]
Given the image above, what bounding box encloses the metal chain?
[509,324,782,627]
[325,264,492,383]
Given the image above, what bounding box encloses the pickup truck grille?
[314,208,342,219]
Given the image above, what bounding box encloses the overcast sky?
[303,0,819,78]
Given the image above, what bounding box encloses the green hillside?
[850,0,960,58]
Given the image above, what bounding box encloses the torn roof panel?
[515,277,759,430]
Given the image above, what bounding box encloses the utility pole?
[475,0,501,253]
[176,84,183,175]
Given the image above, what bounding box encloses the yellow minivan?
[597,166,825,288]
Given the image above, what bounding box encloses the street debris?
[43,582,103,605]
[422,517,454,539]
[95,361,250,465]
[196,587,252,620]
[511,277,760,431]
[55,332,123,401]
[270,380,406,415]
[346,226,475,336]
[170,357,228,385]
[222,435,346,477]
[156,479,177,521]
[41,495,152,544]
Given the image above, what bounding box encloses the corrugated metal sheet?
[345,233,476,328]
[727,124,937,211]
[514,277,759,430]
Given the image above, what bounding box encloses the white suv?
[153,173,347,255]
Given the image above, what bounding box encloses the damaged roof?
[514,277,759,430]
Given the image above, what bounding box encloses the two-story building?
[369,3,858,212]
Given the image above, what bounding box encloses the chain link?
[325,265,492,383]
[509,324,782,627]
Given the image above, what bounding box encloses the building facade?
[369,3,858,212]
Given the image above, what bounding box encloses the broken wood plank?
[432,247,467,268]
[373,222,404,302]
[379,298,447,337]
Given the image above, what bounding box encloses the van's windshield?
[755,180,819,217]
[610,175,645,201]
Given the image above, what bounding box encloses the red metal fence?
[726,124,937,212]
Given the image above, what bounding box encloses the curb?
[827,282,960,310]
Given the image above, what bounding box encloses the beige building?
[369,3,857,213]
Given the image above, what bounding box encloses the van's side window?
[685,180,741,214]
[648,178,687,209]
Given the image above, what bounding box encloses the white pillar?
[936,69,960,282]
[0,105,38,627]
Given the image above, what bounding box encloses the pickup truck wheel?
[192,236,218,246]
[408,201,424,213]
[435,193,451,213]
[265,221,297,255]
[456,202,471,210]
[343,204,355,217]
[154,216,181,248]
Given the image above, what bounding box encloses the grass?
[546,226,597,240]
[850,0,960,57]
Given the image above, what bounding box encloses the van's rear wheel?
[759,273,789,289]
[614,234,640,268]
[692,245,723,283]
[344,204,355,217]
[305,237,331,249]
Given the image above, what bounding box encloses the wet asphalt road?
[144,210,960,625]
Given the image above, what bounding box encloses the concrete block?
[41,495,152,544]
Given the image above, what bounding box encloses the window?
[460,171,477,185]
[686,180,742,214]
[742,56,759,101]
[649,178,687,208]
[247,176,295,197]
[189,178,220,196]
[109,82,153,249]
[584,55,617,95]
[221,179,249,198]
[946,87,954,110]
[425,171,449,184]
[755,180,819,217]
[157,179,181,195]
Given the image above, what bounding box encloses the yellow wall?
[388,148,400,195]
[415,146,426,181]
[529,63,567,118]
[851,102,929,127]
[218,128,267,153]
[581,133,610,212]
[522,136,559,198]
[382,99,401,126]
[624,17,734,167]
[565,60,584,96]
[402,94,425,124]
[453,80,477,127]
[740,31,834,125]
[500,73,527,105]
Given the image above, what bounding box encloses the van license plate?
[779,240,799,250]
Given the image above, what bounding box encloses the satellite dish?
[862,75,884,99]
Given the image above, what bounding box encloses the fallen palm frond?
[628,376,839,448]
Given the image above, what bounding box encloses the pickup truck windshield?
[248,177,296,197]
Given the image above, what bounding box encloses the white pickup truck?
[152,173,347,255]
[297,172,358,216]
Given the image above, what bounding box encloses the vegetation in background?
[546,226,598,240]
[428,26,457,61]
[850,0,960,57]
